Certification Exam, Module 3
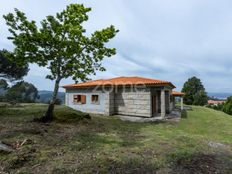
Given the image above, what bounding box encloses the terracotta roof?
[172,91,185,96]
[63,76,175,88]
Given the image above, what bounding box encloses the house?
[208,100,225,106]
[63,76,184,118]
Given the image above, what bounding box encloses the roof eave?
[63,83,176,89]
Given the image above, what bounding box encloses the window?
[73,95,86,104]
[91,95,99,104]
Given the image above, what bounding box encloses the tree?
[181,76,208,105]
[0,79,9,101]
[222,96,232,115]
[193,90,208,106]
[0,50,29,81]
[3,4,118,122]
[6,81,39,103]
[0,79,8,90]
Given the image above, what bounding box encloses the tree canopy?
[0,50,29,81]
[6,81,39,103]
[0,79,8,90]
[3,3,118,121]
[0,79,9,101]
[222,96,232,115]
[181,76,208,106]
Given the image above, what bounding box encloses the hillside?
[0,104,231,173]
[37,90,65,104]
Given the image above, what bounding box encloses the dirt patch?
[107,160,158,174]
[8,148,36,170]
[170,153,232,174]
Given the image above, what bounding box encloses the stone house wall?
[114,87,151,117]
[65,86,173,117]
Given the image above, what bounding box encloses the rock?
[0,141,14,153]
[208,141,226,148]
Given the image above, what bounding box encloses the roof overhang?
[63,83,176,89]
[172,91,185,96]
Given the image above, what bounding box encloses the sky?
[1,0,232,93]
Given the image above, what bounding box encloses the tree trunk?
[41,78,60,122]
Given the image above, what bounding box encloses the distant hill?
[37,90,65,104]
[208,92,232,100]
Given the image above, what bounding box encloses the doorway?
[152,95,157,116]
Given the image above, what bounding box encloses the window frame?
[91,94,100,105]
[73,94,86,105]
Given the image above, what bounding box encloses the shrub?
[181,110,188,118]
[207,103,224,111]
[222,96,232,115]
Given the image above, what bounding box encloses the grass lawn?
[0,104,232,173]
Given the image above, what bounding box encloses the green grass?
[0,104,231,173]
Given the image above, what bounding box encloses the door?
[152,95,156,116]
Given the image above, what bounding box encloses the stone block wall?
[114,87,151,117]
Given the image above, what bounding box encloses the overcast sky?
[1,0,232,92]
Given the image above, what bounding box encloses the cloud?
[1,0,232,92]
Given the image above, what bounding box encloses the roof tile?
[63,76,175,88]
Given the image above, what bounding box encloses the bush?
[181,110,188,118]
[222,96,232,115]
[207,103,224,111]
[209,96,232,116]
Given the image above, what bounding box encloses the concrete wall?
[65,88,107,115]
[114,87,151,117]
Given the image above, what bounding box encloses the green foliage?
[54,108,91,123]
[0,79,9,102]
[3,4,118,82]
[3,4,118,120]
[206,103,224,111]
[167,149,194,167]
[182,76,208,106]
[5,81,39,103]
[0,50,29,81]
[181,110,188,118]
[0,79,8,90]
[206,97,232,116]
[222,96,232,115]
[193,90,208,106]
